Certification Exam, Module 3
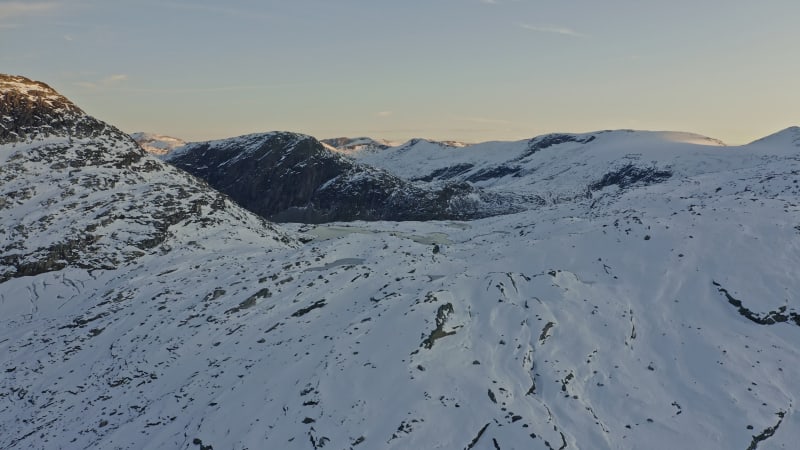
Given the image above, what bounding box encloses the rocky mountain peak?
[0,74,108,143]
[0,74,293,283]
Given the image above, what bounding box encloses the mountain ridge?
[4,74,800,449]
[135,128,764,224]
[0,75,294,282]
[0,74,111,144]
[163,131,522,223]
[129,132,186,155]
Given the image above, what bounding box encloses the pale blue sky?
[2,0,798,143]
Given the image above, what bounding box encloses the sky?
[1,0,798,144]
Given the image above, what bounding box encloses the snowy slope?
[0,76,293,285]
[748,126,800,153]
[336,131,795,219]
[352,131,728,187]
[2,75,800,450]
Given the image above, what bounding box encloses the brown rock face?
[0,74,104,143]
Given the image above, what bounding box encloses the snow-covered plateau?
[3,74,800,449]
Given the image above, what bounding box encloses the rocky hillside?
[0,74,106,143]
[165,132,521,223]
[2,75,800,450]
[0,76,292,285]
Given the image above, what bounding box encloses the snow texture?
[2,75,800,450]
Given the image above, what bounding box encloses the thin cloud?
[157,1,273,21]
[376,111,393,118]
[521,23,587,38]
[0,2,58,20]
[74,74,129,89]
[71,81,342,94]
[456,116,511,125]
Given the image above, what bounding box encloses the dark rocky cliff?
[0,74,107,143]
[166,133,519,223]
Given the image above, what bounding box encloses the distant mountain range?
[131,125,798,225]
[321,136,395,154]
[158,132,520,223]
[4,74,800,450]
[129,132,185,155]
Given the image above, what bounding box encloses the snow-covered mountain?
[3,74,800,450]
[748,126,800,152]
[350,131,730,190]
[130,132,186,156]
[321,136,395,155]
[164,132,520,223]
[167,129,766,224]
[0,74,292,283]
[1,74,105,143]
[321,137,469,156]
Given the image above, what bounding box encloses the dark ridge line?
[291,300,327,318]
[465,422,491,450]
[712,281,800,326]
[747,411,785,450]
